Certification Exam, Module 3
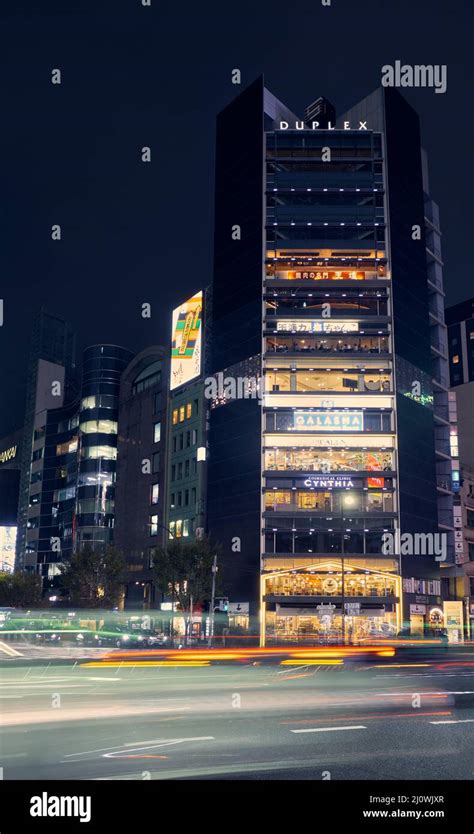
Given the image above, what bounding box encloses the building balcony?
[265,592,399,604]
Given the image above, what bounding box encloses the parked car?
[95,626,168,649]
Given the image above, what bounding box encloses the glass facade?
[261,126,401,644]
[75,345,133,549]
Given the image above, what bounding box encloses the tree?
[152,537,220,640]
[59,545,126,608]
[0,571,43,607]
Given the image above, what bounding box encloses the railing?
[266,587,397,599]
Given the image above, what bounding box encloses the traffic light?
[214,597,229,613]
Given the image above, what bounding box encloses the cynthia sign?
[303,474,355,489]
[294,411,364,432]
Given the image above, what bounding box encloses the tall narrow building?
[208,78,446,644]
[16,309,76,572]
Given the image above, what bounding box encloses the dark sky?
[0,0,472,437]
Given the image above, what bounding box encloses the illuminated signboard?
[0,446,17,465]
[293,411,364,431]
[0,526,16,573]
[276,321,359,334]
[285,270,365,281]
[170,291,203,391]
[303,475,355,489]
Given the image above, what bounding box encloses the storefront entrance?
[265,608,397,645]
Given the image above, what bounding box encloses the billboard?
[293,411,364,431]
[0,526,17,573]
[276,320,359,334]
[170,291,203,391]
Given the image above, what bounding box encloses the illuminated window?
[179,406,185,422]
[150,515,158,536]
[186,402,192,419]
[452,355,460,364]
[56,438,78,455]
[183,519,189,537]
[169,521,176,539]
[154,422,161,443]
[172,409,178,425]
[81,446,117,460]
[176,519,183,538]
[197,447,206,462]
[80,420,118,435]
[151,483,159,504]
[265,491,291,508]
[81,396,97,410]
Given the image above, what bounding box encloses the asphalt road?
[1,655,474,780]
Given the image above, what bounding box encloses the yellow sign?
[0,445,17,465]
[443,601,464,644]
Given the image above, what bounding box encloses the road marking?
[0,641,23,657]
[375,673,474,679]
[103,736,215,758]
[282,711,451,725]
[430,719,474,725]
[84,677,123,681]
[63,712,195,758]
[0,683,97,690]
[0,695,25,699]
[291,725,367,734]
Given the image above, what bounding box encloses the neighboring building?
[164,291,208,547]
[422,165,459,602]
[446,299,474,635]
[75,345,134,550]
[17,332,133,587]
[442,465,474,638]
[166,381,207,542]
[446,299,474,466]
[446,299,474,388]
[0,429,22,572]
[208,78,446,644]
[115,346,169,608]
[16,309,76,571]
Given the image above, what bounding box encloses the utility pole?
[341,497,346,645]
[208,554,218,647]
[188,594,194,646]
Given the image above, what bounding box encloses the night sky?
[0,0,472,437]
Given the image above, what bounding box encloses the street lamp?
[340,492,356,644]
[208,554,218,648]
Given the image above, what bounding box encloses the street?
[1,650,474,780]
